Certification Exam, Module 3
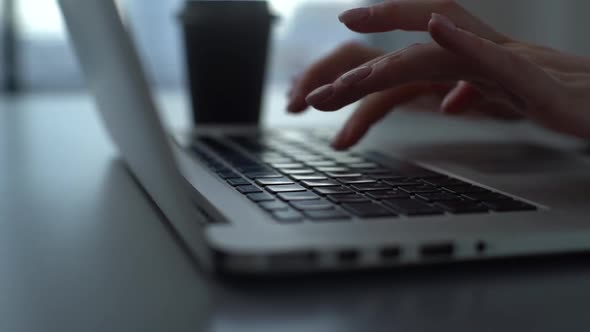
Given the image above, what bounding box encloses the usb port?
[379,246,401,260]
[420,242,454,258]
[337,250,359,264]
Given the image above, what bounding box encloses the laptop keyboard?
[190,132,537,223]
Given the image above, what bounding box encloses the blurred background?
[0,0,589,93]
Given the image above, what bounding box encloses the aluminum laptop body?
[59,0,590,276]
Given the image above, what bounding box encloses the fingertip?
[330,126,349,150]
[428,13,457,40]
[427,13,437,32]
[440,99,457,114]
[338,7,370,25]
[287,100,307,114]
[331,136,354,150]
[330,140,348,151]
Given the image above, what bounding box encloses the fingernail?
[338,7,370,24]
[431,13,457,31]
[306,85,334,105]
[340,66,372,86]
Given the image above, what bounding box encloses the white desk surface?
[1,89,590,332]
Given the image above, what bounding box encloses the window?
[3,0,366,92]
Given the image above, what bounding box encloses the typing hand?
[288,0,590,150]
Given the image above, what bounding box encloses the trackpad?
[403,142,589,174]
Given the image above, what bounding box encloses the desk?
[1,90,590,332]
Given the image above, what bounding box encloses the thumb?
[428,13,560,109]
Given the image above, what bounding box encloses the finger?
[338,0,507,42]
[306,43,473,111]
[287,42,382,113]
[288,74,301,98]
[332,82,450,150]
[441,81,482,114]
[428,14,562,114]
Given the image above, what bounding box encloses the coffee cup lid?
[178,0,278,23]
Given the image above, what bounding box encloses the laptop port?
[379,246,401,260]
[420,242,454,258]
[337,249,359,264]
[476,241,487,254]
[267,251,317,270]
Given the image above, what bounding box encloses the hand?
[288,0,590,150]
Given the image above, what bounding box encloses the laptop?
[58,0,590,276]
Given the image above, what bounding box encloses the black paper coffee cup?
[179,0,274,125]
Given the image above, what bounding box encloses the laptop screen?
[58,0,211,266]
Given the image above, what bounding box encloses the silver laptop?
[58,0,590,276]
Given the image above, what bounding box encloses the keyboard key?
[337,177,377,185]
[226,178,250,186]
[244,171,283,179]
[383,199,444,216]
[359,168,392,175]
[281,168,316,175]
[372,174,409,180]
[217,170,240,179]
[259,201,289,211]
[314,186,354,195]
[255,177,295,186]
[398,168,441,178]
[325,172,363,178]
[328,194,370,203]
[351,183,392,192]
[416,192,461,202]
[366,190,411,200]
[290,174,328,181]
[301,179,341,187]
[236,185,263,194]
[331,156,364,164]
[278,191,321,201]
[435,200,489,214]
[462,192,513,201]
[483,200,537,212]
[304,210,351,221]
[398,184,440,194]
[247,193,275,202]
[292,155,325,162]
[421,177,469,187]
[304,160,337,167]
[342,203,397,218]
[290,200,335,211]
[383,178,422,186]
[316,166,351,173]
[266,184,307,193]
[271,162,305,169]
[443,185,489,194]
[272,209,304,222]
[348,162,379,169]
